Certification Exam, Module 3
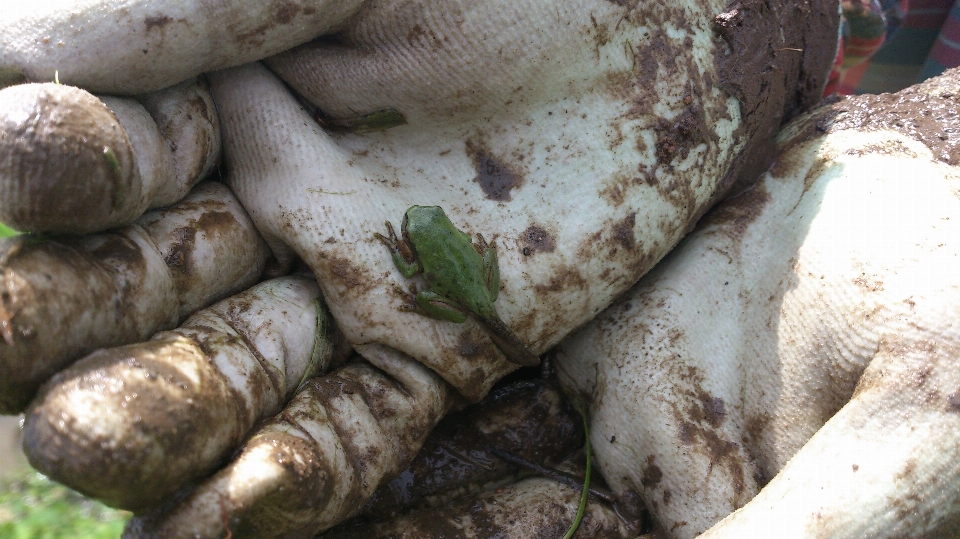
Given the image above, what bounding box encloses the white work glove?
[0,0,838,537]
[557,68,960,539]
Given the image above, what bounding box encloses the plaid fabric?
[825,0,890,94]
[826,0,960,94]
[922,0,960,77]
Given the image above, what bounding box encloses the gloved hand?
[556,68,960,539]
[0,0,838,537]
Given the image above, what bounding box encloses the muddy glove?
[0,0,839,537]
[323,376,641,539]
[204,0,838,400]
[556,68,960,539]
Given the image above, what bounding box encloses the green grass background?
[0,470,129,539]
[0,222,129,537]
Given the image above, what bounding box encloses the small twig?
[0,301,14,346]
[539,353,554,381]
[486,447,614,503]
[219,494,233,539]
[437,439,498,471]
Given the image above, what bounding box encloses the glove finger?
[0,0,366,94]
[0,79,219,234]
[22,274,348,510]
[125,345,454,538]
[0,182,269,413]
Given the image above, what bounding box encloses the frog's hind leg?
[415,290,467,323]
[476,234,499,302]
[482,317,541,367]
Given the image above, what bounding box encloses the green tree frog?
[376,206,540,367]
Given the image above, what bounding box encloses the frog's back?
[405,207,495,316]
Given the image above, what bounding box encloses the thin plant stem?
[562,401,591,539]
[486,447,613,503]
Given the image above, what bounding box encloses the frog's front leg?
[476,233,499,302]
[415,290,468,323]
[375,221,421,277]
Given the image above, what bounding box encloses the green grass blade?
[562,401,591,539]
